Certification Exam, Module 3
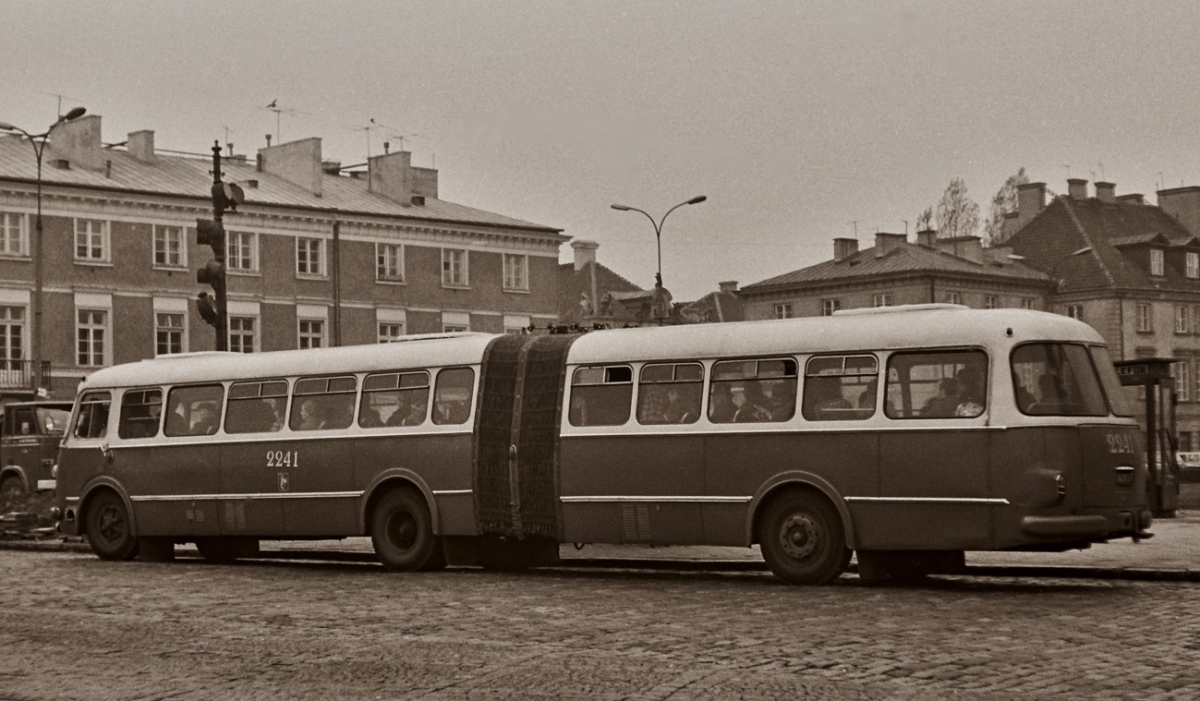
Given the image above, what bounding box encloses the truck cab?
[0,401,73,496]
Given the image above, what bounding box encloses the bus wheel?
[759,491,848,585]
[372,489,439,572]
[86,490,139,561]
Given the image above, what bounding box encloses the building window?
[1067,304,1084,321]
[296,238,324,276]
[1137,303,1153,332]
[77,309,108,367]
[1178,305,1191,334]
[873,294,892,308]
[153,225,185,268]
[821,299,841,316]
[944,291,962,305]
[298,319,325,349]
[1020,298,1035,310]
[74,218,109,262]
[229,316,256,353]
[1151,249,1165,276]
[1175,360,1191,402]
[376,243,404,282]
[442,249,468,287]
[774,303,794,319]
[378,323,404,343]
[984,295,999,309]
[227,231,257,271]
[0,212,29,257]
[0,306,24,369]
[1188,252,1200,279]
[155,313,185,356]
[502,254,529,291]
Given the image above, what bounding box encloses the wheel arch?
[0,465,28,490]
[77,478,138,539]
[746,471,856,549]
[359,468,440,536]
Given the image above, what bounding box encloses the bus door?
[861,349,995,550]
[277,376,359,536]
[218,381,289,536]
[559,363,707,545]
[114,386,222,537]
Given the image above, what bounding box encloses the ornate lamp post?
[0,107,88,392]
[610,195,706,323]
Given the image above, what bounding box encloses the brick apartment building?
[0,115,566,399]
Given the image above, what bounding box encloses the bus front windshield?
[1011,343,1112,416]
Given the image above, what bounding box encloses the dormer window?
[1151,249,1164,276]
[1188,252,1199,279]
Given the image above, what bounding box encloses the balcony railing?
[0,360,51,391]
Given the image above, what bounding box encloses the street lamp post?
[610,195,706,322]
[0,107,88,393]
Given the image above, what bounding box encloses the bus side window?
[709,358,797,424]
[290,376,357,431]
[802,355,878,421]
[433,368,474,426]
[118,388,163,439]
[885,350,988,419]
[360,371,431,428]
[73,392,112,439]
[569,365,633,427]
[164,385,225,437]
[225,380,288,434]
[637,363,703,425]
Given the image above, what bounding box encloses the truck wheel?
[0,474,24,498]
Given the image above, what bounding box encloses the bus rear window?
[1011,343,1109,416]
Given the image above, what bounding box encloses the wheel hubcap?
[389,512,418,551]
[98,506,125,544]
[779,513,820,560]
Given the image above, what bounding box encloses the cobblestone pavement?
[2,550,1200,700]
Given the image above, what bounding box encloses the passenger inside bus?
[729,383,772,423]
[803,377,854,420]
[297,399,325,430]
[955,366,986,417]
[922,378,959,417]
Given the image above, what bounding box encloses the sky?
[4,0,1200,301]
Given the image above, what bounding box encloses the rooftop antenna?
[902,219,909,236]
[1061,164,1072,180]
[37,90,87,119]
[1098,162,1105,182]
[261,100,305,144]
[848,220,858,240]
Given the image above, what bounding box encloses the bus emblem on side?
[278,472,290,492]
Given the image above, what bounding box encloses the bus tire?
[85,490,139,561]
[371,489,439,572]
[759,490,849,585]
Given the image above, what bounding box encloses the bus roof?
[565,307,1106,365]
[77,333,497,391]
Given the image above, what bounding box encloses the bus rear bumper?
[1020,510,1150,540]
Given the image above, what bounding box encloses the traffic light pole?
[210,142,228,351]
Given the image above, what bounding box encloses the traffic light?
[195,217,227,340]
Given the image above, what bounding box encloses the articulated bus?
[54,305,1152,584]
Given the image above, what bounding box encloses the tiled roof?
[742,240,1050,292]
[0,136,561,234]
[1007,196,1200,293]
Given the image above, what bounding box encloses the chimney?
[833,237,858,262]
[1095,181,1116,203]
[52,114,104,170]
[1017,182,1047,227]
[368,150,413,206]
[1158,186,1200,237]
[874,232,907,258]
[257,137,323,197]
[718,281,738,294]
[127,130,155,162]
[572,240,599,271]
[1117,193,1145,205]
[938,235,984,264]
[1067,178,1088,200]
[321,160,342,176]
[916,229,937,248]
[411,165,439,200]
